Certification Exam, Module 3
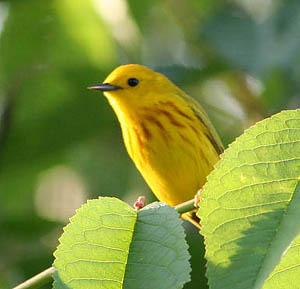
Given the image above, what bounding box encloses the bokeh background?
[1,0,300,288]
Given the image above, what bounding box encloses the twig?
[174,199,195,215]
[12,267,56,289]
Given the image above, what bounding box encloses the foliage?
[199,109,300,289]
[53,199,190,289]
[1,0,300,288]
[50,109,300,289]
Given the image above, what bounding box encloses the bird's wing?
[180,91,224,154]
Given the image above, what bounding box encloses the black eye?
[128,78,139,87]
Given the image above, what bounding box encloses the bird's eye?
[128,78,139,87]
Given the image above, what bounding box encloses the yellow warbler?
[89,64,223,225]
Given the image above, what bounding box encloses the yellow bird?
[89,64,223,226]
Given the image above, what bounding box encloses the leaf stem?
[12,267,56,289]
[174,199,195,214]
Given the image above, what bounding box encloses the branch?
[174,198,196,214]
[12,267,56,289]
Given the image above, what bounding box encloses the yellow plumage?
[89,64,223,223]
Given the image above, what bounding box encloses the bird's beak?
[87,83,122,91]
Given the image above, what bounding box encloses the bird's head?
[88,64,180,107]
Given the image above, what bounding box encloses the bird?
[88,64,223,227]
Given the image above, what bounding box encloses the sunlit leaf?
[198,109,300,289]
[53,198,191,289]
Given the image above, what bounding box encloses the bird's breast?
[121,111,215,205]
[112,99,220,205]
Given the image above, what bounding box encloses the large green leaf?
[53,198,191,289]
[123,202,191,289]
[53,197,137,289]
[263,233,300,288]
[198,109,300,289]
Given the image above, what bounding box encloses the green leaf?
[198,109,300,289]
[53,198,191,289]
[53,197,137,289]
[262,233,300,288]
[123,202,191,289]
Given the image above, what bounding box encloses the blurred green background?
[1,0,300,288]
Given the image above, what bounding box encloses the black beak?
[87,83,122,91]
